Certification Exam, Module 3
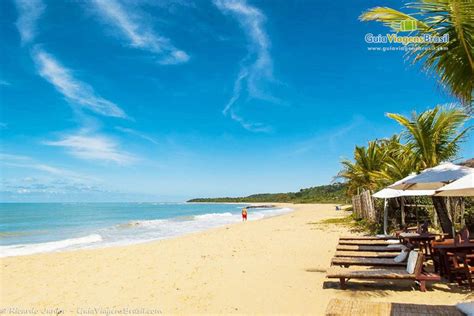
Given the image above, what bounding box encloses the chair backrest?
[414,251,424,276]
[406,250,424,275]
[406,250,418,274]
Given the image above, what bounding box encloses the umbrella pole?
[383,199,388,235]
[415,196,419,226]
[400,197,405,227]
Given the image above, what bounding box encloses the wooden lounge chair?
[325,298,465,316]
[339,236,398,241]
[337,245,403,252]
[334,251,398,258]
[338,240,401,246]
[326,250,440,291]
[331,257,405,267]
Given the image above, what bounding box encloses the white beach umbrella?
[434,173,474,196]
[372,188,401,199]
[389,162,474,190]
[373,188,435,198]
[373,187,435,235]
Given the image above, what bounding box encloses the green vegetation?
[188,183,350,204]
[360,0,474,109]
[315,213,381,235]
[318,215,354,226]
[338,105,472,234]
[338,106,471,195]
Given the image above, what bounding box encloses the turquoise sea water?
[0,203,291,257]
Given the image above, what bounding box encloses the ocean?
[0,202,291,257]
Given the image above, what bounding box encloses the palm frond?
[361,1,474,109]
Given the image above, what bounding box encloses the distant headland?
[187,183,349,204]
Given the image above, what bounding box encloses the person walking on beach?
[242,207,248,221]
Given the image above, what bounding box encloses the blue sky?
[0,0,472,202]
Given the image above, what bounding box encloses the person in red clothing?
[242,207,248,221]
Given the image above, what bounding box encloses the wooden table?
[399,233,439,258]
[433,242,474,281]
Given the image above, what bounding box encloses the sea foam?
[0,205,292,257]
[0,234,103,257]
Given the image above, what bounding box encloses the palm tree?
[387,106,471,234]
[338,141,386,195]
[360,0,474,110]
[371,135,417,186]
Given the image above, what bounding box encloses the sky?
[0,0,472,202]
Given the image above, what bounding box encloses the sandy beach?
[1,203,472,315]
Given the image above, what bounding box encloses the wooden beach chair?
[336,245,403,252]
[338,239,401,246]
[331,257,405,267]
[334,251,398,258]
[326,250,440,291]
[339,236,398,241]
[325,299,464,316]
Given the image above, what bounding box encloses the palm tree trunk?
[432,196,454,237]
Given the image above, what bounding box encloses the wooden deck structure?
[325,299,464,316]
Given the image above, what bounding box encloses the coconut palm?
[338,141,386,195]
[360,0,474,109]
[387,106,471,169]
[387,106,471,234]
[371,136,417,186]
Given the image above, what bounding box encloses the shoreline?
[1,203,471,314]
[0,203,291,259]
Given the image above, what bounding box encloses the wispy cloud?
[226,104,272,133]
[115,126,159,145]
[214,0,275,132]
[0,80,11,86]
[1,180,103,196]
[288,116,367,156]
[32,48,127,118]
[14,0,45,44]
[0,153,124,200]
[44,133,136,164]
[0,152,93,181]
[90,0,189,65]
[0,153,31,162]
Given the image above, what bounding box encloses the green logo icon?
[399,19,417,32]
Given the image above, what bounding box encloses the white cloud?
[32,48,127,118]
[288,116,367,156]
[0,153,31,162]
[44,133,136,164]
[214,0,275,132]
[0,153,123,200]
[0,152,93,181]
[14,0,45,44]
[90,0,189,65]
[115,126,159,145]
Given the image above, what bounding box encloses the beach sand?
[1,203,472,315]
